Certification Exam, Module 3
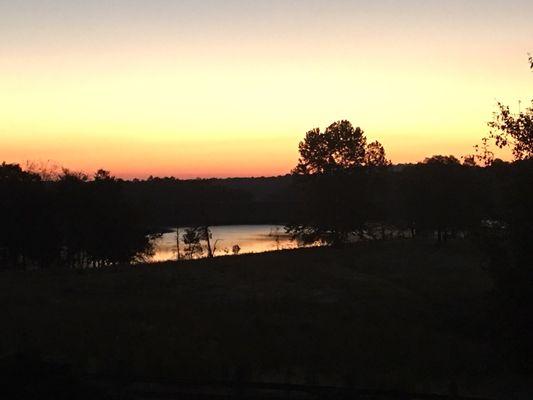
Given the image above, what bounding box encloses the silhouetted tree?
[202,226,214,258]
[94,169,114,181]
[464,137,495,167]
[480,160,533,371]
[183,227,204,259]
[476,137,496,166]
[488,101,533,160]
[0,164,156,269]
[293,120,366,175]
[400,156,483,242]
[487,57,533,160]
[462,155,477,167]
[288,121,384,246]
[0,163,51,268]
[84,170,155,266]
[423,155,461,165]
[479,58,533,371]
[364,141,390,167]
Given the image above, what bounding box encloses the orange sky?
[1,1,531,178]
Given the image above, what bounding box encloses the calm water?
[150,225,304,262]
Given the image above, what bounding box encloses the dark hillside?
[3,240,529,398]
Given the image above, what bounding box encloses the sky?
[1,0,531,178]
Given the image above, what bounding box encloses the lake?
[150,225,307,262]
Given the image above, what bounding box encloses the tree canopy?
[487,56,533,160]
[364,141,390,167]
[293,120,392,174]
[293,120,367,174]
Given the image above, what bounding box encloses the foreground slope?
[1,240,528,397]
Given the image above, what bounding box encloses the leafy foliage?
[293,120,367,174]
[364,141,390,167]
[488,101,533,160]
[183,227,205,259]
[486,56,533,161]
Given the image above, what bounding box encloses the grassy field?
[0,239,528,398]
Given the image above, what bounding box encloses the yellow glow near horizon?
[1,1,530,177]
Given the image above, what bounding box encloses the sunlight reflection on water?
[150,225,307,262]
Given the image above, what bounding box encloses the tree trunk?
[176,227,181,261]
[204,226,213,258]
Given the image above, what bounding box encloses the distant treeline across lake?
[0,158,531,268]
[125,175,296,227]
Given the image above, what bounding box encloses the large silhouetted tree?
[288,121,389,246]
[293,120,367,175]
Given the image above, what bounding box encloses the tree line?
[1,142,530,267]
[0,167,155,269]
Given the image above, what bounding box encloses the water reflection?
[150,225,305,262]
